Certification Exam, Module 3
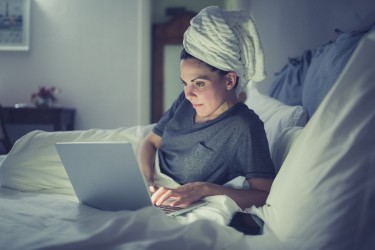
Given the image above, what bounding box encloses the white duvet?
[0,126,251,250]
[0,186,248,250]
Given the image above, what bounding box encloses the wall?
[243,0,375,93]
[0,0,150,130]
[152,0,225,23]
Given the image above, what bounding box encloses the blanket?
[0,125,241,226]
[0,186,247,250]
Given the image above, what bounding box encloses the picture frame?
[0,0,30,51]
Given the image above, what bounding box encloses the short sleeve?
[234,120,275,180]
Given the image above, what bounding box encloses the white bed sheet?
[0,185,246,250]
[0,120,289,250]
[0,154,251,250]
[0,184,287,250]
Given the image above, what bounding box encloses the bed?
[1,27,374,250]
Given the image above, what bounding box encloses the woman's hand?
[151,182,207,207]
[152,178,274,210]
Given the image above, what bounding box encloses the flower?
[31,86,61,107]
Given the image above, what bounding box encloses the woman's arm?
[205,178,274,209]
[151,178,274,210]
[137,131,162,187]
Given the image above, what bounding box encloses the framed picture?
[0,0,30,51]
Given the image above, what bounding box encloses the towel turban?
[183,6,265,94]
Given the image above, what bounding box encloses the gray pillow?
[302,27,372,118]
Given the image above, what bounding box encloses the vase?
[33,97,54,108]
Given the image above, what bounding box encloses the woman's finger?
[155,189,174,206]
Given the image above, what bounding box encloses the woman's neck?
[194,94,240,123]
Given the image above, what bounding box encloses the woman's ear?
[226,72,237,90]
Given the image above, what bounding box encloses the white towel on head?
[183,6,265,94]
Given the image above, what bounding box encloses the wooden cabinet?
[0,107,75,151]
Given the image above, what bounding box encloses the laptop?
[55,142,207,216]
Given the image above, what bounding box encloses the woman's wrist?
[200,182,217,197]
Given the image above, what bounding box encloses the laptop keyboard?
[156,205,184,214]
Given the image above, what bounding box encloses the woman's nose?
[184,85,195,99]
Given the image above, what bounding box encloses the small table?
[1,107,76,146]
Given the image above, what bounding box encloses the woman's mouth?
[192,103,203,109]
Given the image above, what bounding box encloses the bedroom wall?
[240,0,375,93]
[152,0,226,23]
[0,0,151,130]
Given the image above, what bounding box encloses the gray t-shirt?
[153,92,275,185]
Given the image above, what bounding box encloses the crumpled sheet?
[0,126,258,249]
[0,187,246,250]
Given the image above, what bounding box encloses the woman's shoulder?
[234,102,261,120]
[231,103,264,129]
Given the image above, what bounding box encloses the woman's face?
[180,58,236,122]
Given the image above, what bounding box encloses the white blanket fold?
[0,125,240,226]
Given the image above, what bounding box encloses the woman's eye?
[196,82,205,87]
[180,81,187,86]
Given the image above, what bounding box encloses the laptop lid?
[55,142,152,211]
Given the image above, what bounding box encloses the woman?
[138,6,275,210]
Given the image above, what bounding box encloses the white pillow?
[249,30,375,250]
[245,83,308,158]
[0,125,154,196]
[271,126,303,173]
